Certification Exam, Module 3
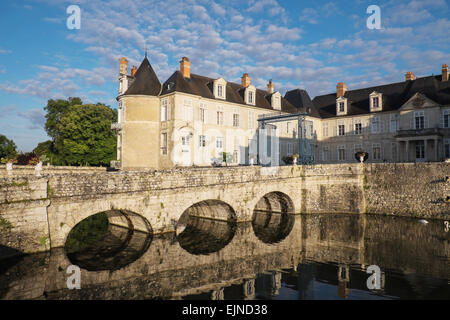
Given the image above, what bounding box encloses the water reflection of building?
[255,271,283,298]
[1,214,450,300]
[337,264,350,299]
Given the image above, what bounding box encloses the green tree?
[33,140,52,157]
[43,98,117,166]
[0,134,17,160]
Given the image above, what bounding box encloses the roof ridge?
[314,74,439,99]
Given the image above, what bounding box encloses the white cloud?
[16,108,46,130]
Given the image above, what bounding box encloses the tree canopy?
[0,134,17,160]
[40,98,117,166]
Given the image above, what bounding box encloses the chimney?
[405,71,416,81]
[241,73,251,88]
[442,64,449,82]
[131,66,137,77]
[180,57,191,78]
[119,57,128,75]
[336,82,347,98]
[267,79,274,94]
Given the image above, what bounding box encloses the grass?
[3,180,28,188]
[0,216,13,230]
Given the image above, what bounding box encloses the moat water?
[0,213,449,300]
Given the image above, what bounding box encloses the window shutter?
[440,114,444,128]
[410,117,414,129]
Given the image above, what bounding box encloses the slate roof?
[160,71,299,114]
[312,75,450,119]
[284,89,320,118]
[123,57,161,96]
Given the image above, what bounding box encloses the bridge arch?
[252,192,295,244]
[64,209,153,271]
[176,199,237,255]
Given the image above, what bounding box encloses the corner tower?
[115,55,162,169]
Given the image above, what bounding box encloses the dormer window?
[214,78,227,100]
[245,85,256,105]
[271,92,281,110]
[336,97,347,116]
[370,91,383,112]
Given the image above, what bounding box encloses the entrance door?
[181,131,191,166]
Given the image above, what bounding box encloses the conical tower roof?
[123,57,161,96]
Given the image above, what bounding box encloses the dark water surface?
[0,213,449,300]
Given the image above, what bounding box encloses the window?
[373,143,381,160]
[373,97,379,108]
[392,142,397,161]
[338,123,345,136]
[338,146,346,161]
[161,99,168,121]
[245,86,256,105]
[370,92,382,112]
[416,141,425,159]
[354,120,362,135]
[336,98,347,115]
[214,79,227,99]
[182,134,190,146]
[414,111,425,129]
[233,113,240,127]
[322,122,329,137]
[371,117,380,133]
[199,135,206,148]
[248,111,255,129]
[445,139,450,158]
[216,137,223,149]
[199,104,207,123]
[390,114,399,132]
[287,143,293,154]
[183,99,193,121]
[443,110,450,128]
[161,133,167,155]
[118,100,124,122]
[217,111,224,125]
[322,146,329,161]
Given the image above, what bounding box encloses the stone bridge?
[1,163,449,254]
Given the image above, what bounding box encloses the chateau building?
[112,55,450,169]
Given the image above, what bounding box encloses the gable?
[399,92,440,111]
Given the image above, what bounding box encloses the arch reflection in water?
[252,192,295,244]
[65,210,153,271]
[176,200,237,255]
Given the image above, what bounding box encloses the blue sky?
[1,0,449,151]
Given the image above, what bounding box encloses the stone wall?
[362,163,450,217]
[0,165,105,178]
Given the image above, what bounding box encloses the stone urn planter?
[355,151,368,163]
[6,162,13,174]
